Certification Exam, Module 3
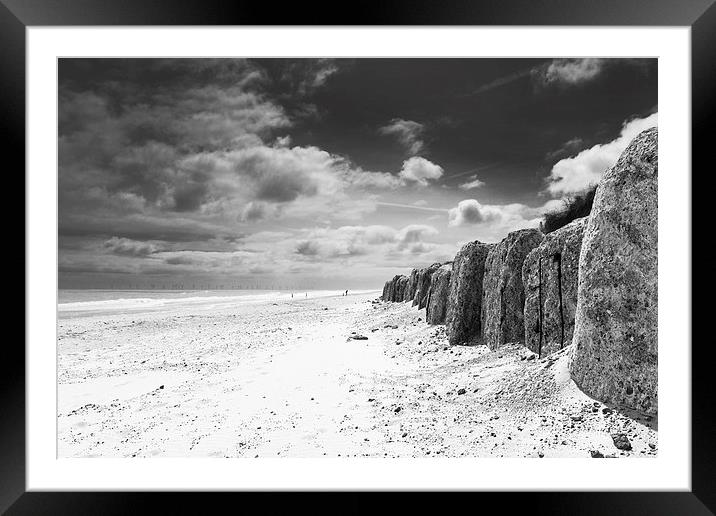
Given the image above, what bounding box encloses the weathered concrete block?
[394,275,409,302]
[411,267,425,306]
[414,263,443,309]
[445,241,493,345]
[522,218,586,357]
[570,127,658,415]
[381,280,391,301]
[405,269,420,302]
[426,263,452,325]
[482,228,543,350]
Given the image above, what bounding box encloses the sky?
[58,58,657,290]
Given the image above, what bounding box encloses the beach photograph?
[58,57,658,459]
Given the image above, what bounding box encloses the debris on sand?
[611,433,632,451]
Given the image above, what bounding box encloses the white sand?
[57,291,657,458]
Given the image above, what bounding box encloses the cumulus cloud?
[395,224,438,245]
[184,144,400,216]
[288,223,440,262]
[546,112,657,195]
[379,119,426,155]
[447,199,500,227]
[398,157,444,186]
[458,176,486,190]
[540,58,605,86]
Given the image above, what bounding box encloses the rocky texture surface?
[425,263,452,325]
[415,263,443,309]
[395,275,410,302]
[406,269,420,303]
[381,280,391,301]
[411,268,425,306]
[445,241,493,345]
[570,127,658,415]
[522,218,587,357]
[387,275,398,302]
[481,229,543,350]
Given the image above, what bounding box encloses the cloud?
[540,58,605,86]
[288,223,440,262]
[239,201,268,222]
[546,137,585,161]
[546,113,658,195]
[467,67,534,96]
[184,144,400,219]
[103,236,159,256]
[395,225,438,246]
[398,157,444,186]
[295,240,321,256]
[448,199,500,227]
[278,59,341,97]
[458,176,486,190]
[379,119,425,155]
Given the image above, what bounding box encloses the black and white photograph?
[56,57,658,459]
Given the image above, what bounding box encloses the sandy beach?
[57,291,657,458]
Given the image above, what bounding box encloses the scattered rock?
[590,450,604,458]
[611,433,632,451]
[348,334,368,341]
[457,388,466,395]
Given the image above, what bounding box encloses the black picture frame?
[4,1,712,513]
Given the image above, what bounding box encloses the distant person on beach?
[345,290,348,296]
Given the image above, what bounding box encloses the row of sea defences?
[380,127,658,415]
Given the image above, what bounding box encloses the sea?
[57,289,375,315]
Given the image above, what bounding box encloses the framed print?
[4,0,712,513]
